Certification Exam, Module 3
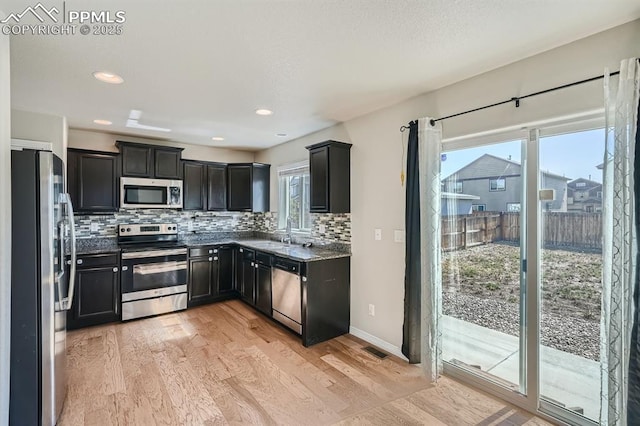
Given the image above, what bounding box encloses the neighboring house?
[442,154,569,212]
[441,192,480,216]
[567,178,603,212]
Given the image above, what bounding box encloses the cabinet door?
[218,247,234,293]
[70,266,119,329]
[207,164,227,211]
[255,264,272,315]
[189,257,214,304]
[68,150,118,213]
[309,147,329,212]
[227,165,252,211]
[234,248,244,293]
[155,149,182,179]
[121,144,153,177]
[241,259,256,304]
[183,162,206,210]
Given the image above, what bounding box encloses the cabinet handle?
[250,262,254,267]
[239,248,243,253]
[208,249,213,254]
[214,256,218,261]
[255,264,258,269]
[302,276,307,282]
[112,267,118,272]
[67,259,72,265]
[77,259,83,265]
[213,249,218,254]
[122,266,129,271]
[209,257,213,262]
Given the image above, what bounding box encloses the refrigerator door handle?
[61,193,77,311]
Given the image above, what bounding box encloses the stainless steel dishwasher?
[271,257,302,334]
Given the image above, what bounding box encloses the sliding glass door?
[439,121,605,425]
[441,138,527,392]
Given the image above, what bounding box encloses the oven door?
[121,248,187,301]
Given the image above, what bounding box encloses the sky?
[441,128,605,183]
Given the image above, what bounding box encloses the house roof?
[568,177,602,189]
[443,153,569,181]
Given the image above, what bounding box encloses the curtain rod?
[399,70,621,132]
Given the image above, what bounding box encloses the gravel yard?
[442,243,602,361]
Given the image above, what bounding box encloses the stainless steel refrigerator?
[10,142,77,426]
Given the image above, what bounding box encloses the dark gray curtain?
[628,80,640,423]
[402,120,421,363]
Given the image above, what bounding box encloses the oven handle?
[132,261,187,275]
[122,248,187,259]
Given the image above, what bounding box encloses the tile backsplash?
[75,209,351,246]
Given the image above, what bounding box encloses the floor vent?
[363,346,388,359]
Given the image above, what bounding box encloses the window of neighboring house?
[506,202,521,212]
[576,182,586,187]
[490,178,506,191]
[278,162,311,232]
[454,181,463,193]
[597,191,603,199]
[472,204,486,212]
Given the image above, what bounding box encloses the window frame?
[489,178,506,192]
[472,204,486,212]
[277,161,311,233]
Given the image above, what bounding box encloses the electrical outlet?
[90,222,99,232]
[374,228,382,241]
[394,230,405,243]
[319,224,326,233]
[368,304,375,316]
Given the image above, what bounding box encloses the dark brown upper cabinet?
[67,149,119,214]
[207,163,227,211]
[116,141,183,179]
[227,163,270,212]
[306,140,352,213]
[183,161,207,210]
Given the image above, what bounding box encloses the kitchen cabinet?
[227,163,270,212]
[183,161,207,210]
[183,161,228,211]
[207,163,227,211]
[254,252,272,315]
[306,140,352,213]
[67,149,119,214]
[116,141,183,179]
[237,248,256,304]
[301,257,350,346]
[188,245,234,307]
[67,252,120,330]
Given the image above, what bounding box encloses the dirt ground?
[442,242,602,322]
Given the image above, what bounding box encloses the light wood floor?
[59,300,553,425]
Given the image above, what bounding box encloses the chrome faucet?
[283,216,293,245]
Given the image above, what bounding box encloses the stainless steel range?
[118,223,187,320]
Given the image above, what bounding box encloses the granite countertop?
[75,238,120,255]
[75,235,350,262]
[185,237,351,262]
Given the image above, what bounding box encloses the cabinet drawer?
[189,246,219,257]
[75,253,119,268]
[255,251,271,266]
[238,247,255,261]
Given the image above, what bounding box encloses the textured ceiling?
[6,0,640,150]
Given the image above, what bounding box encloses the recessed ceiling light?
[211,137,225,141]
[93,119,112,125]
[93,71,124,84]
[276,133,287,137]
[255,108,273,116]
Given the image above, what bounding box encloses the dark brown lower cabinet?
[188,245,234,307]
[255,259,272,316]
[67,253,120,330]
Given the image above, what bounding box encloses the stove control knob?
[126,228,131,232]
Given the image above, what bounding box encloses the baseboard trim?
[348,326,409,362]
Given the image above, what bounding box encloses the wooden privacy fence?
[441,212,603,251]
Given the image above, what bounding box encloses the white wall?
[11,109,67,163]
[0,13,11,424]
[68,129,255,163]
[256,19,640,352]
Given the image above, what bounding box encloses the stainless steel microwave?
[120,177,183,209]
